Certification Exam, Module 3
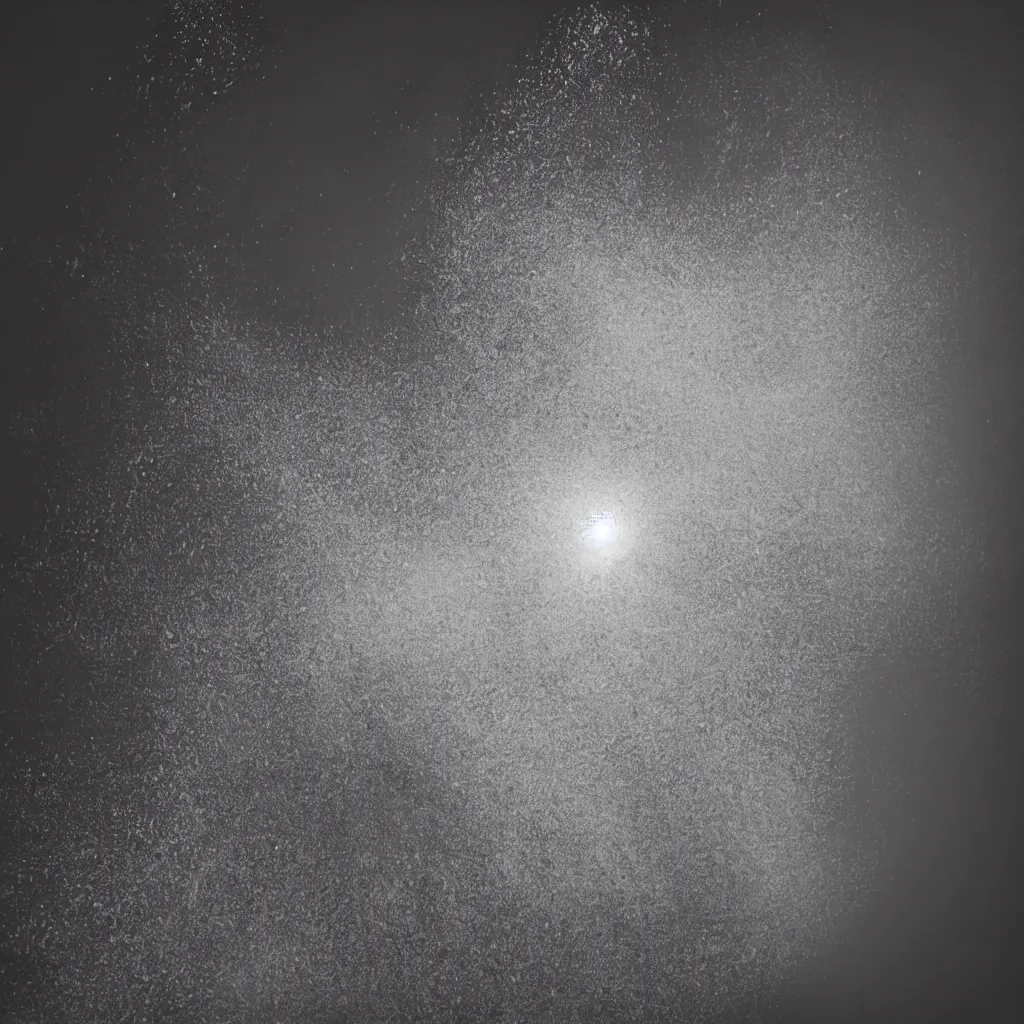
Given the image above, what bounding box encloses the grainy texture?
[2,2,1020,1023]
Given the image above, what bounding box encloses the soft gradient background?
[2,2,1021,1022]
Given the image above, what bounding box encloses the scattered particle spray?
[15,5,982,1023]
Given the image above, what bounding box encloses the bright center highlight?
[585,513,618,548]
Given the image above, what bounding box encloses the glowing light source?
[584,512,619,549]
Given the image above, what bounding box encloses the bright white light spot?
[585,513,618,548]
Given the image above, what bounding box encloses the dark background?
[2,2,1021,1021]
